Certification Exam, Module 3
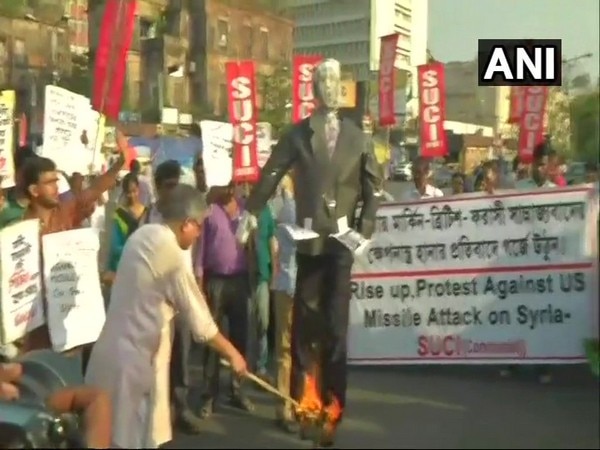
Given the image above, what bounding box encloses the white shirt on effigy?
[403,184,444,201]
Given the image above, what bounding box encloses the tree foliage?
[570,90,599,165]
[257,64,291,137]
[546,87,572,158]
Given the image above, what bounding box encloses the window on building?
[139,18,155,39]
[242,24,253,58]
[258,28,268,60]
[217,19,228,50]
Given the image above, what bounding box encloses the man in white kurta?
[86,186,246,448]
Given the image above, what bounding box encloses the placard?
[41,86,104,175]
[349,187,598,364]
[200,120,233,188]
[0,90,16,188]
[43,228,106,352]
[0,220,44,345]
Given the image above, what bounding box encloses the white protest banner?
[256,122,272,168]
[0,90,16,188]
[0,220,44,345]
[43,228,106,352]
[200,120,233,187]
[348,187,598,365]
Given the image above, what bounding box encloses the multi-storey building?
[280,0,427,79]
[88,0,191,121]
[189,0,294,116]
[444,59,511,134]
[87,0,292,122]
[65,0,89,55]
[0,2,71,134]
[280,0,427,122]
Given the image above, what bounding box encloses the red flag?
[227,61,259,183]
[508,86,525,123]
[92,0,137,120]
[417,62,448,157]
[518,86,548,164]
[291,55,322,123]
[378,34,399,126]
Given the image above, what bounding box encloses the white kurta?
[85,224,218,448]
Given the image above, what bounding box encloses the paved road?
[168,364,599,449]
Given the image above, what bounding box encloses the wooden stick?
[221,359,301,408]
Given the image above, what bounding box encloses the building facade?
[189,0,294,116]
[65,0,89,55]
[87,0,292,122]
[0,2,72,134]
[280,0,428,81]
[88,0,192,122]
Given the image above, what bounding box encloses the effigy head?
[313,58,342,110]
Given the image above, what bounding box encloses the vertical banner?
[518,86,549,164]
[292,55,322,123]
[92,0,137,120]
[508,86,525,123]
[378,34,399,126]
[226,61,259,183]
[0,90,16,188]
[417,62,448,157]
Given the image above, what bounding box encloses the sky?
[428,0,600,81]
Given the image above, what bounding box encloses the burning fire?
[323,395,342,424]
[297,373,323,417]
[296,364,343,425]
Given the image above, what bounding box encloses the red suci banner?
[417,61,448,157]
[508,86,525,123]
[92,0,137,120]
[292,55,323,123]
[227,61,259,183]
[518,86,549,164]
[379,33,399,126]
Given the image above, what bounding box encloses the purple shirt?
[194,202,247,277]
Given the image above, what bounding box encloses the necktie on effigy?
[325,112,339,159]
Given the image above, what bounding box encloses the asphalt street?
[169,364,599,449]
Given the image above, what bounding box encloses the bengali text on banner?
[348,187,598,365]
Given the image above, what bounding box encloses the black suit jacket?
[246,112,381,255]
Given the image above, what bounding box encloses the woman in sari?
[107,173,147,275]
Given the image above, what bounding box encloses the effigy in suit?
[239,59,382,447]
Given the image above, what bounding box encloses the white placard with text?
[43,228,106,352]
[200,120,233,188]
[0,220,44,345]
[0,90,16,188]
